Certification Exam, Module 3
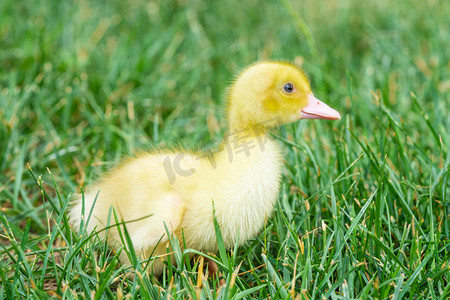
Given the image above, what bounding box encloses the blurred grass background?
[0,0,449,298]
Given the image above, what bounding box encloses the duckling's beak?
[300,94,341,120]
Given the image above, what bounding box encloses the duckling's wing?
[130,193,186,251]
[158,193,186,240]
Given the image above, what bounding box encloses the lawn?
[0,0,449,298]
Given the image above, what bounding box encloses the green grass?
[1,0,449,298]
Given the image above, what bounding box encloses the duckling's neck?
[218,126,277,161]
[212,126,284,187]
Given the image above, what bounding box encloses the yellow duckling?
[69,61,340,274]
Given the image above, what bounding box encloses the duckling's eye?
[283,82,295,93]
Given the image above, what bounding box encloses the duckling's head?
[227,61,340,131]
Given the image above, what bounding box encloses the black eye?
[283,82,295,93]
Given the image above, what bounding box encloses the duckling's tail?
[68,189,104,235]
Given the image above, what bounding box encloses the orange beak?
[300,95,341,120]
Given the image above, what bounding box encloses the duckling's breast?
[179,136,283,251]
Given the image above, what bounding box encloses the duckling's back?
[69,153,195,258]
